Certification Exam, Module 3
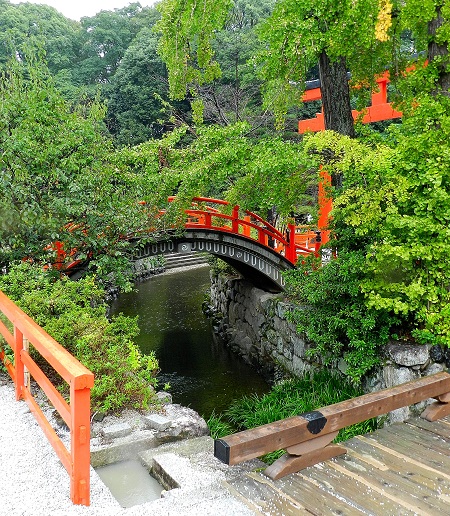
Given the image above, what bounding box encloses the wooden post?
[243,216,251,237]
[70,383,91,505]
[14,327,24,401]
[318,167,332,246]
[23,338,30,388]
[232,205,240,233]
[285,224,297,264]
[421,389,450,421]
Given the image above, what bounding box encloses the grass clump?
[207,369,379,463]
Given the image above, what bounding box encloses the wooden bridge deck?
[224,416,450,515]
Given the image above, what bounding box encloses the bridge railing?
[169,197,319,264]
[0,290,94,506]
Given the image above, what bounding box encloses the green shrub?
[0,262,159,413]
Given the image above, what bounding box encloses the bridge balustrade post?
[286,224,297,264]
[14,327,25,401]
[243,216,251,237]
[314,231,322,258]
[232,206,240,233]
[204,212,212,228]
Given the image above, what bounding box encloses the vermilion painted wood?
[318,167,332,246]
[22,386,72,472]
[0,347,15,381]
[180,197,316,262]
[0,289,94,506]
[214,372,450,466]
[299,71,403,134]
[21,350,72,427]
[70,385,91,505]
[0,318,14,348]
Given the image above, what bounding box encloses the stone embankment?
[209,273,448,423]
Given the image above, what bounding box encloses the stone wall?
[209,273,448,424]
[209,274,317,380]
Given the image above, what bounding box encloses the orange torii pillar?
[317,166,332,246]
[299,71,404,248]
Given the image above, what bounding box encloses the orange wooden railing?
[0,290,94,506]
[49,197,320,273]
[168,196,319,263]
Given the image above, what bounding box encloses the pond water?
[110,265,269,418]
[95,460,163,507]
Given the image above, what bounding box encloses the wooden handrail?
[214,371,450,480]
[175,197,317,263]
[0,290,94,505]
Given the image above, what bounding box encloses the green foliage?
[0,1,80,74]
[156,0,233,100]
[0,262,159,413]
[299,92,450,349]
[206,409,235,439]
[255,0,396,127]
[208,369,379,462]
[0,52,167,288]
[106,27,178,146]
[284,252,399,381]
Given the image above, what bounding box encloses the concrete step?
[139,435,264,487]
[163,252,209,270]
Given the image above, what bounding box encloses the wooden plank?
[274,472,371,515]
[0,318,14,347]
[21,350,71,427]
[0,290,94,388]
[264,444,346,480]
[215,372,450,465]
[326,460,441,515]
[225,473,308,516]
[422,400,450,421]
[380,424,450,458]
[347,434,448,484]
[357,432,450,476]
[21,386,71,473]
[407,416,450,438]
[297,461,417,514]
[341,438,450,513]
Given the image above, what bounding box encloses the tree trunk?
[318,51,355,138]
[428,7,450,94]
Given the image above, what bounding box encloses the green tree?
[196,0,276,129]
[107,28,178,146]
[0,0,80,74]
[0,262,159,413]
[0,53,162,284]
[155,0,396,136]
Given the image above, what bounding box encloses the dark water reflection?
[110,266,268,417]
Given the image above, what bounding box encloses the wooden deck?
[224,416,450,515]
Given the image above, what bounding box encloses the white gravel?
[0,375,255,516]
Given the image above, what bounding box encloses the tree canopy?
[0,53,165,288]
[1,0,450,383]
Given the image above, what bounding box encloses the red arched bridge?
[130,197,320,292]
[62,197,321,292]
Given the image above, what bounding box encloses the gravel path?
[0,375,254,516]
